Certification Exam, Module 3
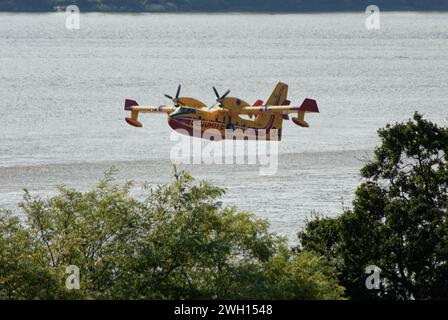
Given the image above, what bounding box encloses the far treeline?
[1,112,447,300]
[1,0,448,12]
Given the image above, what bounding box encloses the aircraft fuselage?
[168,107,283,141]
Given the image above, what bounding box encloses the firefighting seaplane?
[124,82,319,141]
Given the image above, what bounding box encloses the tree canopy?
[0,167,344,299]
[298,113,448,299]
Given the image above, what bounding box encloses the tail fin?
[257,82,288,125]
[266,82,288,106]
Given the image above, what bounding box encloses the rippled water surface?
[1,12,447,241]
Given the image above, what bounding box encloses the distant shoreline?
[1,9,448,13]
[2,0,448,13]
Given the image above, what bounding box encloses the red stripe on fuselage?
[168,115,277,140]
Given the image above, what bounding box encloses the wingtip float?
[124,82,319,141]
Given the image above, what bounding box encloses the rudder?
[266,82,288,106]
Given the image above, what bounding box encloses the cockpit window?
[171,107,195,116]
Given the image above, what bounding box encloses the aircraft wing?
[240,98,319,115]
[125,99,175,113]
[129,105,176,113]
[124,99,177,127]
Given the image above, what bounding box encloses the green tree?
[298,113,448,300]
[1,167,344,299]
[0,210,65,299]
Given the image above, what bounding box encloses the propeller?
[209,86,231,110]
[164,84,183,107]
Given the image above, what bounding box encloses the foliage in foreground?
[298,113,448,300]
[0,167,344,300]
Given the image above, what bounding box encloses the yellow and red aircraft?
[124,82,319,141]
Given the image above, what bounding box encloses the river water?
[0,12,447,241]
